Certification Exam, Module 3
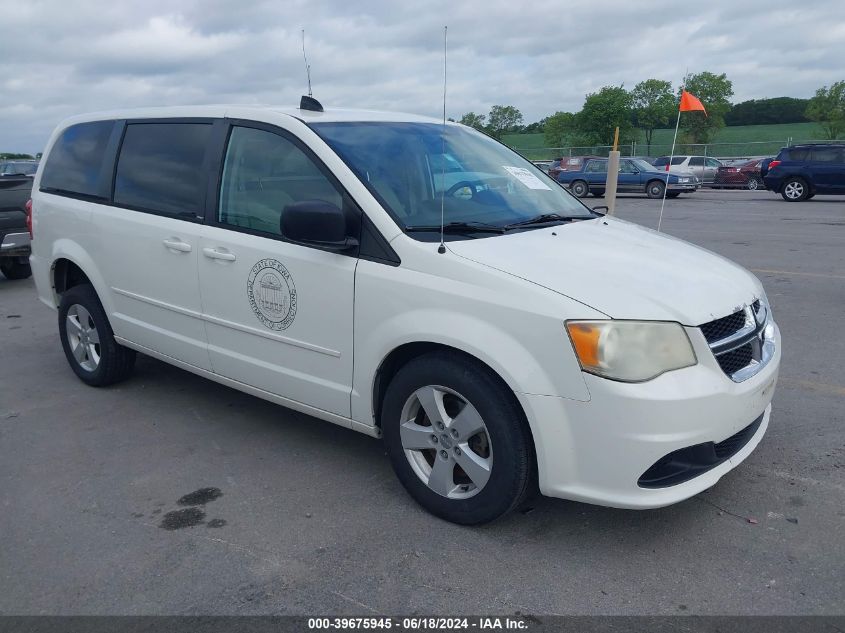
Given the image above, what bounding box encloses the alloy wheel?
[784,181,804,199]
[399,385,493,499]
[65,304,101,371]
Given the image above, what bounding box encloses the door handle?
[202,247,237,262]
[162,238,192,253]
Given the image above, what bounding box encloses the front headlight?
[566,320,697,382]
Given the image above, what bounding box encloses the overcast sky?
[2,0,843,153]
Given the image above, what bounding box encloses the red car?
[548,155,601,181]
[714,158,766,190]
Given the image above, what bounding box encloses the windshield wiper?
[404,221,505,234]
[504,213,588,230]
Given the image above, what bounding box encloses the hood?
[447,217,762,325]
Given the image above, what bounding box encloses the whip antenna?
[438,26,448,255]
[301,29,312,97]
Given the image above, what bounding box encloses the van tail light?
[768,160,781,170]
[25,199,33,239]
[665,164,670,172]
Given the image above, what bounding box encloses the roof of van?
[57,104,444,127]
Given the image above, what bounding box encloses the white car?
[28,101,780,524]
[653,155,724,184]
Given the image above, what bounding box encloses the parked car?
[653,155,724,184]
[714,158,766,190]
[0,160,37,279]
[762,144,845,201]
[558,157,699,198]
[29,104,779,524]
[548,155,601,181]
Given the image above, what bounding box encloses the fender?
[49,240,113,315]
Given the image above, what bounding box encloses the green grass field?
[503,121,828,159]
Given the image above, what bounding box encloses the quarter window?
[585,161,606,173]
[218,126,343,236]
[40,120,115,198]
[114,123,212,219]
[689,157,705,166]
[810,147,842,163]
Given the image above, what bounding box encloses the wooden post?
[606,126,621,216]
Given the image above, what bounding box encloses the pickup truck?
[0,160,37,279]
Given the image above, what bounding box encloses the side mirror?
[280,200,358,252]
[591,206,609,216]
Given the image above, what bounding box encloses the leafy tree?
[458,112,486,130]
[578,85,634,145]
[725,97,810,126]
[631,79,675,152]
[543,111,579,147]
[487,105,523,138]
[0,153,35,160]
[522,118,546,134]
[679,71,733,143]
[805,81,845,139]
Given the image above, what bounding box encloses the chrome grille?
[699,300,775,382]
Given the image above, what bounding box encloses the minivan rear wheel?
[781,177,809,201]
[58,284,136,386]
[381,351,534,525]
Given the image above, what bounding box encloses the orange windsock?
[679,90,707,115]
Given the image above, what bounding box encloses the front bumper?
[517,322,781,509]
[667,183,698,192]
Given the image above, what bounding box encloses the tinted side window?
[114,123,212,219]
[41,121,114,198]
[810,147,842,163]
[218,126,343,237]
[689,157,705,166]
[785,148,808,161]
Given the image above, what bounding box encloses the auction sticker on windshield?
[502,166,551,190]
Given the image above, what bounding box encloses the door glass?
[585,161,606,173]
[114,123,212,219]
[219,126,343,237]
[706,158,721,167]
[689,157,705,167]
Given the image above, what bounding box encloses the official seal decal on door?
[247,259,297,330]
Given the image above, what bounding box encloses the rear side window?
[41,121,115,198]
[585,161,606,173]
[689,157,705,166]
[810,147,843,163]
[114,122,212,219]
[784,148,808,161]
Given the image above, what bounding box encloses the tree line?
[457,76,845,148]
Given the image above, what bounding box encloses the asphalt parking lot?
[1,190,843,616]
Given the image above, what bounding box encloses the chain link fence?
[515,138,824,162]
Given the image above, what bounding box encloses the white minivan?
[29,100,780,524]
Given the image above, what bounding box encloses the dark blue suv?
[762,144,845,201]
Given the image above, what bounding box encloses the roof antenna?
[437,26,448,255]
[299,29,323,112]
[302,29,312,97]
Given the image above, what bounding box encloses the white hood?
[447,217,763,325]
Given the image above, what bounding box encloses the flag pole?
[657,73,686,233]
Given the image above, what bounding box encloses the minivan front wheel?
[58,284,136,386]
[381,351,534,524]
[782,177,809,201]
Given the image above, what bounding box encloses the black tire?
[646,180,666,199]
[0,259,31,280]
[58,284,136,387]
[781,177,809,201]
[569,180,589,198]
[381,351,534,525]
[590,190,605,198]
[666,192,681,198]
[747,177,761,191]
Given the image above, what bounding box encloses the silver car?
[654,155,724,184]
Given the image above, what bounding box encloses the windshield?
[2,162,38,175]
[630,159,656,171]
[309,122,593,237]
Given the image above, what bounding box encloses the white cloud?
[0,0,843,152]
